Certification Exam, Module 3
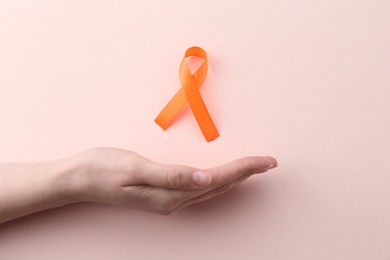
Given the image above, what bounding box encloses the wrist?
[43,156,88,206]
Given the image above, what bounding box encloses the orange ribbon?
[155,47,219,142]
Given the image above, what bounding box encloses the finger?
[164,157,270,203]
[173,173,252,213]
[128,159,212,190]
[205,156,277,189]
[127,156,277,191]
[122,185,183,213]
[124,170,257,215]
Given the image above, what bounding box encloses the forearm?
[0,158,79,224]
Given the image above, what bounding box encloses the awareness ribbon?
[155,47,219,142]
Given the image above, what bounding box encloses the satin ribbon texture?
[155,47,219,142]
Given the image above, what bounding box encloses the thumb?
[130,160,211,190]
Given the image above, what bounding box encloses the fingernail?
[265,156,278,169]
[191,171,211,187]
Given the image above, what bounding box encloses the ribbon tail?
[184,84,219,142]
[154,88,188,130]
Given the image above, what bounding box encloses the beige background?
[0,0,389,259]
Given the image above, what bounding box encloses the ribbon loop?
[155,47,219,142]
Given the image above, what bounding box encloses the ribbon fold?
[155,47,219,142]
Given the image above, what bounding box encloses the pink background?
[0,0,389,259]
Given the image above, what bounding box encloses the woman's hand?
[67,147,278,215]
[0,147,277,223]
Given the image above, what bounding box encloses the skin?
[0,147,278,224]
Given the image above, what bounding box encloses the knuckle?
[156,190,182,215]
[166,167,183,188]
[157,192,179,212]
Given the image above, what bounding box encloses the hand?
[0,147,277,223]
[67,147,278,215]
